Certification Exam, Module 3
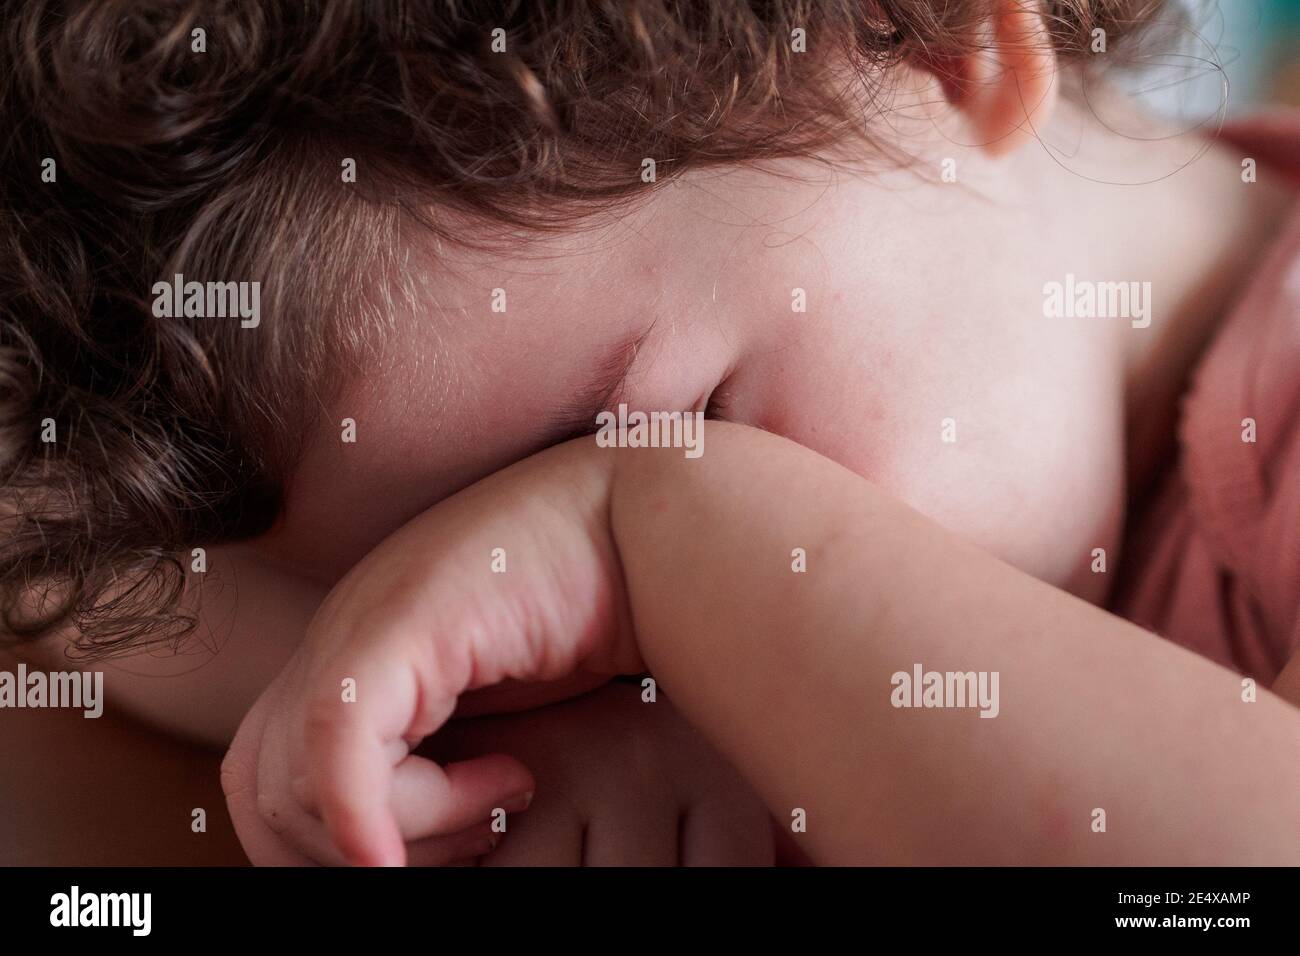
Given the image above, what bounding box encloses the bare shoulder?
[0,650,247,864]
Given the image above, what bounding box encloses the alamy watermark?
[0,664,103,718]
[50,886,150,936]
[890,663,1000,718]
[152,272,261,328]
[1042,274,1151,329]
[595,403,704,458]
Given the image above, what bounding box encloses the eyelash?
[560,382,732,447]
[703,385,732,421]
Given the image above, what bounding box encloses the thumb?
[391,752,534,840]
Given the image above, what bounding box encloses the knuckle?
[218,748,244,799]
[301,689,347,742]
[255,788,292,837]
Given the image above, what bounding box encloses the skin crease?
[13,4,1297,862]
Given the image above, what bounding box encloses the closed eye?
[537,322,656,446]
[704,377,735,420]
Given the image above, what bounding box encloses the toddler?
[3,0,1299,864]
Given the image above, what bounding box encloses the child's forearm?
[610,422,1300,864]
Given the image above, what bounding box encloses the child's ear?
[915,0,1060,156]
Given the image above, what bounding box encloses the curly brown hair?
[0,0,1171,658]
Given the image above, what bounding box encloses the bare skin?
[7,0,1296,863]
[225,422,1300,866]
[69,86,1294,745]
[0,651,245,865]
[615,425,1300,864]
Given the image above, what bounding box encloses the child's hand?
[222,437,636,865]
[422,681,773,865]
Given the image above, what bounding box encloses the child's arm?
[234,421,1300,865]
[612,424,1300,864]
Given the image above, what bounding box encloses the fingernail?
[501,790,533,814]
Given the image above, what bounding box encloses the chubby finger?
[300,648,460,866]
[406,821,504,866]
[238,746,518,868]
[224,759,320,865]
[679,796,775,866]
[479,800,584,867]
[390,753,534,841]
[581,811,679,866]
[224,689,330,865]
[237,785,509,868]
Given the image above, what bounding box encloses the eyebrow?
[538,321,657,444]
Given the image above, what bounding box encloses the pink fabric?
[1112,112,1300,682]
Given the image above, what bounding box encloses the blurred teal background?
[1137,0,1300,117]
[1224,0,1300,109]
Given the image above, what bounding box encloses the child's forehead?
[273,270,681,581]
